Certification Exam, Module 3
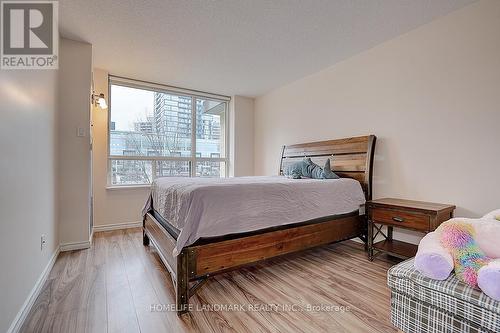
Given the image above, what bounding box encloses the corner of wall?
[57,38,93,246]
[230,95,255,177]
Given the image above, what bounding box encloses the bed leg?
[362,215,369,251]
[142,219,150,246]
[143,232,150,246]
[176,250,190,315]
[357,234,368,251]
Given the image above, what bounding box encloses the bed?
[142,135,376,313]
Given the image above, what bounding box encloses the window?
[108,76,229,186]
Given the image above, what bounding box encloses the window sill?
[106,185,151,191]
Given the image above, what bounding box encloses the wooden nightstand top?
[367,198,456,215]
[366,198,456,261]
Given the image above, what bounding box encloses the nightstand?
[366,198,455,261]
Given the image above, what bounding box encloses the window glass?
[108,80,228,185]
[196,99,225,158]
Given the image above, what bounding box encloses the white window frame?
[107,75,230,186]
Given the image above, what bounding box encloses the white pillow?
[482,209,500,220]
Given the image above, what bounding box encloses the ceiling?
[59,0,474,97]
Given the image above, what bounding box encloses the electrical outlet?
[41,235,46,251]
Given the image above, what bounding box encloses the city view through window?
[109,82,227,185]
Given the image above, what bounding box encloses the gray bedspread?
[142,176,365,255]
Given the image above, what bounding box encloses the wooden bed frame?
[143,135,376,313]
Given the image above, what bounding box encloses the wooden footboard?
[144,213,177,278]
[190,214,364,278]
[143,211,365,314]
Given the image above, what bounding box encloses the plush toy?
[440,222,491,287]
[283,158,339,179]
[414,209,500,301]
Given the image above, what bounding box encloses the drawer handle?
[392,216,405,223]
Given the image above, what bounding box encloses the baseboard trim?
[59,240,91,252]
[7,246,60,333]
[93,221,142,233]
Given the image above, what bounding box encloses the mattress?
[142,176,366,255]
[388,259,500,333]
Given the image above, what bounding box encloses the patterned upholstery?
[388,259,500,333]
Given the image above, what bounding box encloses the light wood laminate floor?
[21,228,400,333]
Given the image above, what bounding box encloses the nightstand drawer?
[372,208,430,231]
[367,198,455,261]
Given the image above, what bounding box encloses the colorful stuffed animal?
[414,209,500,301]
[440,222,491,287]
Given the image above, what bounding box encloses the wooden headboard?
[279,135,377,200]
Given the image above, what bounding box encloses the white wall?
[92,68,150,228]
[0,37,94,333]
[0,70,59,331]
[58,38,93,245]
[92,71,256,227]
[254,0,500,243]
[230,96,255,176]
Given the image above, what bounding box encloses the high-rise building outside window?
[108,76,229,185]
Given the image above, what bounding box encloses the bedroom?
[1,0,499,332]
